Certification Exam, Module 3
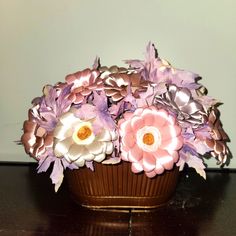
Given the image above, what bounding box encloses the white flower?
[53,110,117,167]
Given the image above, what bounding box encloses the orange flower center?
[77,126,92,140]
[143,133,155,145]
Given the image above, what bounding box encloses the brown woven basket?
[66,162,179,209]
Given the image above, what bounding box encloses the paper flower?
[53,110,117,167]
[21,117,53,159]
[154,84,206,128]
[99,65,128,78]
[103,73,130,101]
[104,73,149,101]
[118,106,183,177]
[205,107,230,164]
[102,66,150,101]
[66,68,102,104]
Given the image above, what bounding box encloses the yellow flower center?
[143,133,155,145]
[76,126,92,140]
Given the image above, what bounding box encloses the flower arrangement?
[21,42,230,192]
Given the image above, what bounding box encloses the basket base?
[70,195,173,210]
[66,162,179,209]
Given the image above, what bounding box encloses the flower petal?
[53,125,73,140]
[67,144,85,161]
[145,170,157,178]
[168,150,179,162]
[97,129,112,142]
[159,125,181,141]
[155,149,174,170]
[21,133,36,151]
[59,112,80,126]
[105,142,114,155]
[142,110,155,126]
[23,120,37,133]
[119,119,132,135]
[175,88,191,106]
[81,152,94,161]
[160,136,183,151]
[54,138,73,157]
[134,108,143,116]
[123,112,134,121]
[74,94,84,104]
[157,156,174,170]
[120,146,129,161]
[131,162,143,173]
[75,158,85,167]
[154,110,168,127]
[154,162,165,175]
[131,116,144,131]
[44,135,53,147]
[123,133,135,148]
[87,141,105,155]
[129,144,143,162]
[142,152,156,172]
[93,153,106,162]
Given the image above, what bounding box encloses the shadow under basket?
[65,162,179,209]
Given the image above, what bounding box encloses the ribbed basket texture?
[66,162,179,209]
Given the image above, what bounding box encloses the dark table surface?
[0,163,235,236]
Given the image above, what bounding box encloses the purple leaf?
[67,162,79,170]
[196,95,220,111]
[109,101,125,119]
[97,111,116,130]
[75,104,96,120]
[177,148,206,179]
[136,85,156,107]
[185,154,206,179]
[192,139,212,155]
[181,144,198,156]
[85,161,94,171]
[145,41,157,61]
[175,153,186,171]
[124,42,157,69]
[57,84,73,114]
[50,159,64,192]
[172,69,199,85]
[44,86,58,113]
[37,155,55,173]
[194,125,211,139]
[123,94,137,109]
[92,56,100,69]
[61,158,79,170]
[93,91,108,111]
[92,91,116,130]
[92,119,104,135]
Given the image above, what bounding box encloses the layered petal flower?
[154,84,207,128]
[21,117,53,160]
[100,65,150,101]
[204,107,230,164]
[118,106,183,177]
[65,68,102,104]
[53,110,117,167]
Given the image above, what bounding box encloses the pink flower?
[65,68,102,104]
[118,106,183,177]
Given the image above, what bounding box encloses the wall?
[0,0,235,168]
